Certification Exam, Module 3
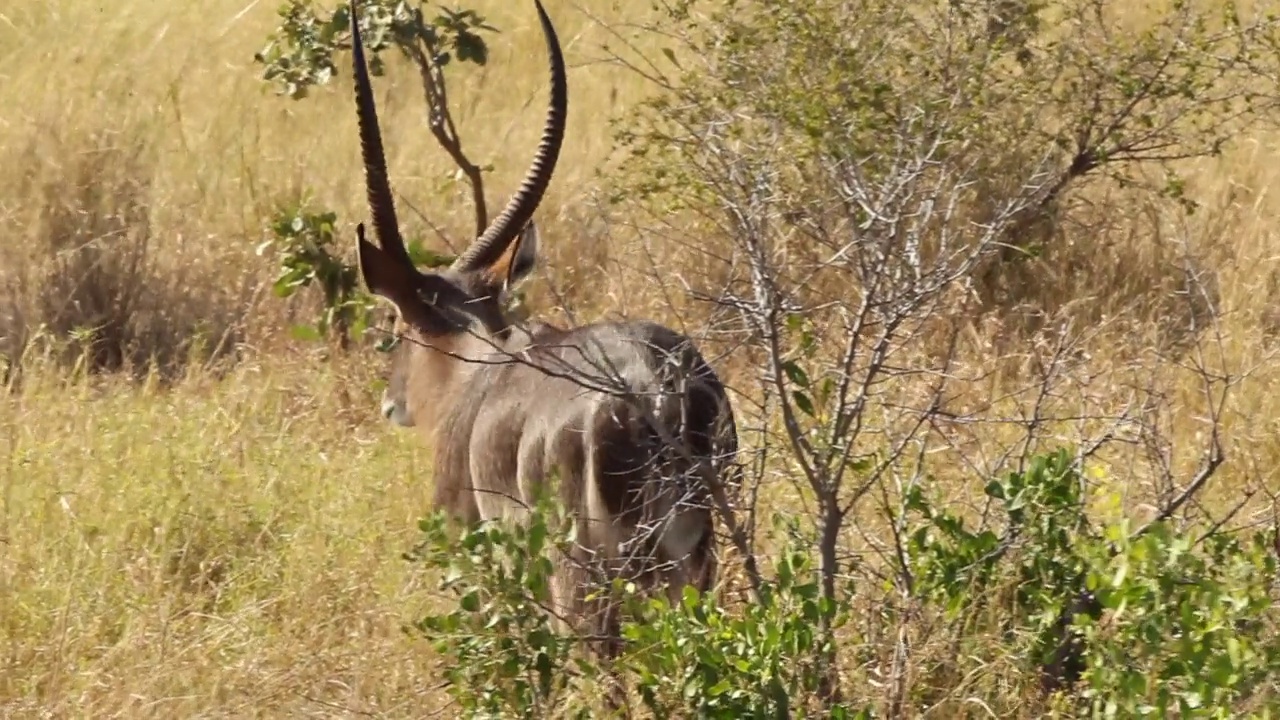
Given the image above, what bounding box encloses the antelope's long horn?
[453,0,567,272]
[351,0,413,269]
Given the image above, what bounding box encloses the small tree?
[604,0,1280,709]
[255,0,498,238]
[253,1,500,350]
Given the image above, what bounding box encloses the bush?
[406,450,1280,717]
[906,448,1280,716]
[1078,524,1280,716]
[0,126,251,380]
[390,0,1280,715]
[404,494,593,719]
[617,519,868,719]
[405,498,872,718]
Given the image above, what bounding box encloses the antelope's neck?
[418,326,520,435]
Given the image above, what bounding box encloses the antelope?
[346,0,739,649]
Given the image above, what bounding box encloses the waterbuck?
[346,0,739,645]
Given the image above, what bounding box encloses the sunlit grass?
[4,0,1280,715]
[0,355,455,715]
[0,0,668,713]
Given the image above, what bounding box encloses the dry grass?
[0,0,658,371]
[0,354,451,717]
[4,0,1280,716]
[0,0,663,715]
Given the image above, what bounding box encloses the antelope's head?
[347,0,567,428]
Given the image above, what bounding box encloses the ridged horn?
[350,0,413,269]
[452,0,567,272]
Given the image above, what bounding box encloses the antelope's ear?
[357,223,419,310]
[485,220,540,291]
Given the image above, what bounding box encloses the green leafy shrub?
[401,448,1278,717]
[261,203,371,348]
[404,498,876,717]
[906,448,1280,716]
[618,521,871,719]
[404,494,592,719]
[1077,522,1280,717]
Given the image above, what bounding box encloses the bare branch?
[403,43,489,237]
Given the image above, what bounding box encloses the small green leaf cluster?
[775,312,872,486]
[405,237,456,270]
[405,494,591,719]
[260,198,468,347]
[617,520,871,719]
[782,313,826,422]
[908,449,1087,617]
[253,0,496,100]
[261,203,374,345]
[906,448,1280,716]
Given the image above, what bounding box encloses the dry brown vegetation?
[0,0,655,375]
[0,0,661,714]
[4,0,1280,716]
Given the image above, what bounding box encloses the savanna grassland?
[1,0,665,715]
[4,0,1280,717]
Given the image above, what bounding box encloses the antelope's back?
[525,318,739,486]
[525,319,734,431]
[440,319,739,524]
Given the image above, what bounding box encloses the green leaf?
[289,324,323,342]
[782,360,810,388]
[528,520,547,558]
[408,239,455,268]
[455,31,488,65]
[661,47,681,69]
[984,479,1006,500]
[792,391,816,417]
[272,277,297,298]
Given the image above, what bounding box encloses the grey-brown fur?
[345,0,739,649]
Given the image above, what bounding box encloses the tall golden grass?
[0,0,659,369]
[3,0,1280,715]
[0,0,666,714]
